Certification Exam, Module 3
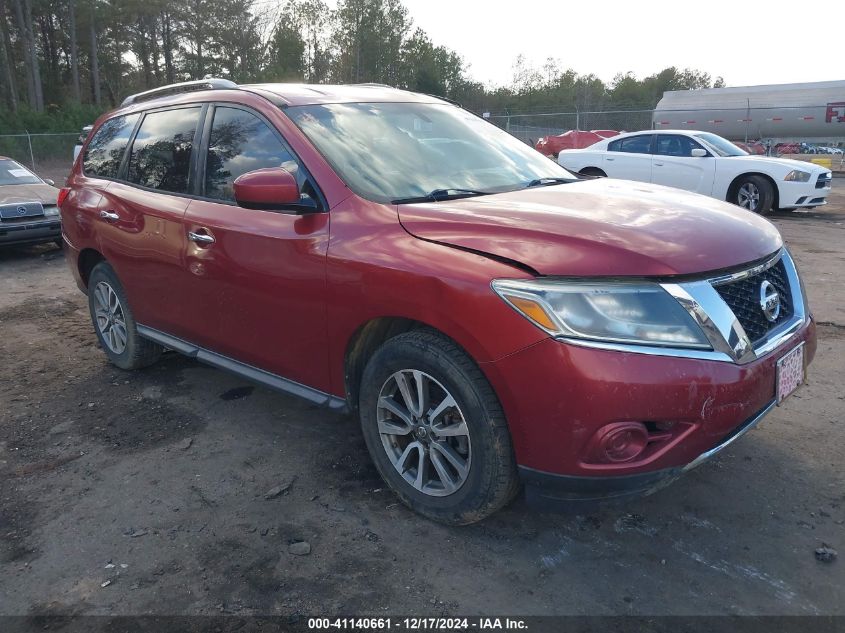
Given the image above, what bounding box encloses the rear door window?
[127,107,201,193]
[608,135,653,154]
[83,114,140,178]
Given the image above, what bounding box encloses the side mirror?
[690,148,708,158]
[233,167,302,210]
[44,178,55,186]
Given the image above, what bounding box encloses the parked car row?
[684,139,842,158]
[800,143,844,155]
[58,80,816,524]
[557,129,833,215]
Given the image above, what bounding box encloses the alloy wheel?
[737,182,760,211]
[93,281,127,354]
[376,369,471,497]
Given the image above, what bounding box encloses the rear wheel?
[732,175,774,215]
[579,167,606,178]
[359,330,519,525]
[87,262,163,370]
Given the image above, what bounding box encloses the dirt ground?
[1,170,843,619]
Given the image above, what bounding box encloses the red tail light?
[57,187,70,210]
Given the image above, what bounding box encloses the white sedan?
[557,130,833,214]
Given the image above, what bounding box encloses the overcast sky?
[394,0,843,88]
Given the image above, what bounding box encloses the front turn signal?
[502,294,558,331]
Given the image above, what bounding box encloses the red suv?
[60,80,816,524]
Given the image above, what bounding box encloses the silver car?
[0,157,61,248]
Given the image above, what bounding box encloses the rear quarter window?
[83,114,140,178]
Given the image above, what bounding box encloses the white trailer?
[653,80,845,143]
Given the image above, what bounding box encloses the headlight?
[492,279,711,349]
[784,170,811,182]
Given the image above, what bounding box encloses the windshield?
[286,102,574,203]
[0,159,41,186]
[693,132,748,157]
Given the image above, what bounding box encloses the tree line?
[0,0,725,132]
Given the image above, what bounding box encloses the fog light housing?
[587,422,649,464]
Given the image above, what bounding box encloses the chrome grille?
[713,259,793,345]
[0,201,44,220]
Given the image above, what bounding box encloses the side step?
[137,324,348,412]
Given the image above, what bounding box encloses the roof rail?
[354,83,394,88]
[423,93,462,108]
[120,78,239,107]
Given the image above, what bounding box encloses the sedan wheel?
[737,182,760,211]
[377,369,471,497]
[732,175,775,215]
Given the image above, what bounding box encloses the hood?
[398,178,783,277]
[0,183,58,205]
[742,155,829,173]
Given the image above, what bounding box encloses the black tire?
[87,262,163,370]
[731,174,775,215]
[54,238,64,249]
[359,330,519,525]
[579,167,606,178]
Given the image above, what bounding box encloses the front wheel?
[87,262,163,370]
[359,331,519,525]
[732,175,774,215]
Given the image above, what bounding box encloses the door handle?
[606,157,615,161]
[99,210,119,221]
[654,162,664,166]
[187,231,215,245]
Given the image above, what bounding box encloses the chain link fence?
[488,110,655,144]
[0,132,78,171]
[487,104,845,150]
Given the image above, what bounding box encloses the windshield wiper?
[392,188,490,204]
[525,177,574,188]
